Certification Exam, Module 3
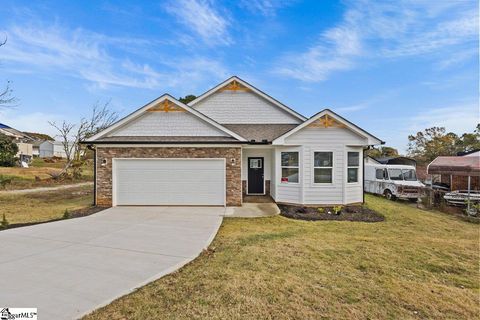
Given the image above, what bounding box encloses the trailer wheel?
[384,189,396,201]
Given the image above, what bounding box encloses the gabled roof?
[272,109,384,145]
[428,156,480,176]
[188,76,307,122]
[85,94,247,143]
[0,123,34,141]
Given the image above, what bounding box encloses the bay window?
[314,152,333,183]
[347,152,360,183]
[281,152,299,183]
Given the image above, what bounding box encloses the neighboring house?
[39,141,71,158]
[16,142,33,163]
[427,152,480,191]
[32,140,44,157]
[0,123,34,162]
[83,76,383,207]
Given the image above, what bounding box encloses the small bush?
[63,209,71,219]
[1,214,9,229]
[0,175,13,189]
[317,207,325,214]
[333,205,343,215]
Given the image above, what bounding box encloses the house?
[0,123,34,162]
[32,140,43,157]
[83,76,383,207]
[427,152,480,191]
[39,141,71,158]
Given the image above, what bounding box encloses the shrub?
[1,214,9,229]
[333,205,343,215]
[63,209,71,219]
[0,175,12,189]
[0,133,19,167]
[317,207,325,214]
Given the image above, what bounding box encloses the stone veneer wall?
[96,146,242,207]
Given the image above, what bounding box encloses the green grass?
[0,185,93,224]
[85,195,479,320]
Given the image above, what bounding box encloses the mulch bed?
[1,206,105,231]
[279,204,385,222]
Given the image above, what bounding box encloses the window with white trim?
[314,152,333,183]
[281,152,299,183]
[347,152,360,183]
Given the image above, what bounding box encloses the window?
[401,169,417,181]
[314,152,333,183]
[281,152,299,183]
[250,159,262,168]
[347,152,359,183]
[376,168,388,180]
[388,168,403,180]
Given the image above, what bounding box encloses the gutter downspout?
[362,146,370,204]
[87,144,96,206]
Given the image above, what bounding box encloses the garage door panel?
[114,159,225,206]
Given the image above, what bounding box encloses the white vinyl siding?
[344,147,363,204]
[113,159,225,206]
[192,91,301,124]
[110,112,228,137]
[270,149,276,199]
[273,127,366,205]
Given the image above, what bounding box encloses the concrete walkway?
[0,182,93,195]
[0,206,224,319]
[226,203,280,217]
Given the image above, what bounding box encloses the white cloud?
[0,109,66,138]
[239,0,294,16]
[275,0,478,82]
[0,22,230,91]
[335,89,400,114]
[408,102,479,134]
[165,0,231,46]
[0,24,163,89]
[379,101,479,153]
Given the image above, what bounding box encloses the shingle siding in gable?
[110,112,228,137]
[193,91,302,124]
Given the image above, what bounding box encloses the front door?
[248,157,264,194]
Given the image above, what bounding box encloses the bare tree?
[49,101,118,178]
[0,37,16,108]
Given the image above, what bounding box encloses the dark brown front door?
[248,157,264,194]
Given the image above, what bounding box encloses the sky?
[0,0,478,153]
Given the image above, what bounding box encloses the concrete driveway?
[0,207,224,319]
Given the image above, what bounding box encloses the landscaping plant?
[1,214,9,229]
[0,133,18,167]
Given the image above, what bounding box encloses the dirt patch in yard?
[279,204,385,222]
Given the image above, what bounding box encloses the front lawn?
[85,195,479,320]
[0,185,93,225]
[0,158,93,190]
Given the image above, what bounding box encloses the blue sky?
[0,0,478,152]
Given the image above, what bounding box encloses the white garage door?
[113,159,225,206]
